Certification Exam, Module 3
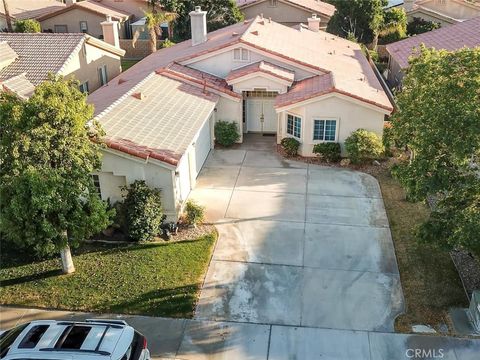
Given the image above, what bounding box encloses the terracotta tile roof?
[240,19,392,110]
[97,73,219,166]
[37,0,131,21]
[90,17,392,116]
[236,0,335,17]
[386,16,480,69]
[226,61,295,83]
[275,73,333,108]
[88,19,253,116]
[158,62,240,98]
[0,73,35,99]
[0,0,65,20]
[0,33,86,85]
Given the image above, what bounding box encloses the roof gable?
[0,33,85,85]
[237,0,335,17]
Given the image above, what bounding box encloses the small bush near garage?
[313,143,342,162]
[122,180,163,242]
[345,129,384,164]
[214,121,240,147]
[281,137,300,156]
[184,200,205,227]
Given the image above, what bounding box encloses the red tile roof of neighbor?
[0,0,65,20]
[386,16,480,69]
[90,16,393,166]
[226,61,295,83]
[236,0,336,17]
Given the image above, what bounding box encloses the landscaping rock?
[340,158,351,167]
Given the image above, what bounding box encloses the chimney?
[65,0,76,5]
[189,6,207,46]
[307,13,320,32]
[101,15,120,48]
[404,0,415,12]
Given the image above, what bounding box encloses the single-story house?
[38,0,132,39]
[403,0,480,26]
[385,15,480,86]
[0,0,65,31]
[236,0,335,28]
[0,31,125,97]
[88,8,393,219]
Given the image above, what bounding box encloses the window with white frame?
[98,65,108,86]
[313,119,337,141]
[79,81,89,94]
[287,114,301,138]
[233,48,249,61]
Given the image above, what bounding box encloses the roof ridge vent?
[132,92,145,100]
[118,78,127,85]
[232,31,239,36]
[259,20,265,25]
[244,19,250,24]
[251,30,259,36]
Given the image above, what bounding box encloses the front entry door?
[246,97,277,133]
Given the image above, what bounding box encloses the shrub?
[122,180,163,242]
[184,200,205,227]
[161,39,175,48]
[378,7,407,44]
[382,123,395,156]
[214,121,240,147]
[281,137,300,156]
[313,142,342,162]
[407,17,440,36]
[14,19,41,33]
[345,129,384,164]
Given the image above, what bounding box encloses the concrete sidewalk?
[1,306,479,360]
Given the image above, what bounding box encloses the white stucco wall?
[99,150,177,219]
[215,96,244,139]
[187,47,316,80]
[60,41,122,93]
[278,94,386,156]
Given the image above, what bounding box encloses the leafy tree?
[122,180,163,242]
[161,0,243,41]
[407,17,440,36]
[378,7,407,44]
[417,179,480,255]
[391,46,480,201]
[0,76,114,273]
[326,0,387,44]
[14,19,41,33]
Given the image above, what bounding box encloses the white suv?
[0,319,151,360]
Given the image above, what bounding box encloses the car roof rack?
[85,319,128,327]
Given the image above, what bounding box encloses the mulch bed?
[450,250,480,300]
[91,224,215,244]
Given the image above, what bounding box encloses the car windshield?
[0,323,29,358]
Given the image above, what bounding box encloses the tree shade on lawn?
[0,234,216,317]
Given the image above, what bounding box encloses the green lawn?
[373,168,467,333]
[121,59,140,72]
[0,234,216,317]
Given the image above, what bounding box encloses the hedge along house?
[88,7,393,220]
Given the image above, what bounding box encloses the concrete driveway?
[189,136,404,332]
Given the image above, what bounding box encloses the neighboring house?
[403,0,480,26]
[0,32,125,98]
[38,0,132,39]
[236,0,335,28]
[0,0,65,30]
[88,8,393,219]
[385,16,480,86]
